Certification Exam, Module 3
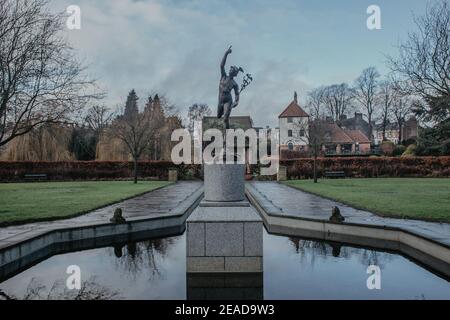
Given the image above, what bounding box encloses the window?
[300,129,305,137]
[287,117,293,123]
[288,143,294,150]
[288,130,293,137]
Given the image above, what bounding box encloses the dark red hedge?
[0,157,448,181]
[280,156,450,179]
[0,161,202,181]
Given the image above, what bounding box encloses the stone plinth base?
[186,205,263,273]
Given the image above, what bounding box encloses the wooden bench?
[324,171,346,178]
[24,173,48,181]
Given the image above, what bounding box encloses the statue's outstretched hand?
[226,45,232,54]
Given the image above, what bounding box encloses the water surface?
[1,230,449,300]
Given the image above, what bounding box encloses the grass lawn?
[0,180,170,226]
[283,178,450,223]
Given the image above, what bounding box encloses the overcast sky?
[53,0,431,127]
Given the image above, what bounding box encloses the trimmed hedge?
[0,157,448,181]
[0,161,202,181]
[281,156,450,179]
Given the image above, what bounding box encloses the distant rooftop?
[323,123,370,144]
[279,92,309,118]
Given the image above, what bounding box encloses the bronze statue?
[218,46,240,129]
[217,46,244,129]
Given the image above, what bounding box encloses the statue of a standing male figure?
[217,46,242,129]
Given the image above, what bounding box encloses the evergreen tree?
[144,94,165,160]
[124,89,139,120]
[151,94,165,121]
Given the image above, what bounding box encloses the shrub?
[380,141,395,156]
[393,145,406,156]
[401,145,417,157]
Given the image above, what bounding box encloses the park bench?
[324,171,346,179]
[24,173,48,181]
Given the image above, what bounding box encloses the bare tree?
[308,119,328,183]
[392,92,413,143]
[111,107,158,184]
[0,0,100,147]
[353,67,380,141]
[306,87,326,119]
[322,83,354,121]
[187,103,211,133]
[293,116,328,183]
[85,106,114,134]
[377,80,396,141]
[159,94,179,117]
[388,0,449,123]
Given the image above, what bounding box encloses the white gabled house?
[278,92,309,151]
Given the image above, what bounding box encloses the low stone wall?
[245,185,450,278]
[0,186,204,281]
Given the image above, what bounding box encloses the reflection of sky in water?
[263,233,450,300]
[1,231,449,300]
[0,235,187,300]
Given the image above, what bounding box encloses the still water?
[1,230,449,300]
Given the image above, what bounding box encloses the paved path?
[247,181,450,247]
[0,181,203,243]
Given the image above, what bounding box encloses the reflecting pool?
[0,230,449,300]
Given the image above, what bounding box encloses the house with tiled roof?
[278,92,309,151]
[338,112,372,141]
[322,123,371,155]
[277,93,372,158]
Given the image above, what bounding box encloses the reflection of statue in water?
[217,46,252,129]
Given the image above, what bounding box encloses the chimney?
[339,114,347,121]
[294,91,298,104]
[355,112,363,120]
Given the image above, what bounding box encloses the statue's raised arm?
[220,46,232,77]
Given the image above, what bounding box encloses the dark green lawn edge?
[281,181,450,224]
[0,182,173,228]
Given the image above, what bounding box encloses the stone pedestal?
[203,163,245,202]
[186,205,263,273]
[189,152,263,274]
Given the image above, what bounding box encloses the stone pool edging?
[0,186,204,280]
[245,184,450,278]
